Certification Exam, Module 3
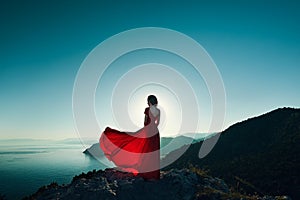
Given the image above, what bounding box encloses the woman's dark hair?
[147,95,158,105]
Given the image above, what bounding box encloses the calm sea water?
[0,140,108,200]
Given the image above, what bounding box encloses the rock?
[24,168,291,200]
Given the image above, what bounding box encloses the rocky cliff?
[25,167,290,200]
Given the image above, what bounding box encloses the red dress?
[99,107,160,180]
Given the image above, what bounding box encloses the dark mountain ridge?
[163,107,300,199]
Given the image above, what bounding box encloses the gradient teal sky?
[1,0,299,139]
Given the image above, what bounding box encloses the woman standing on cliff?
[100,95,160,180]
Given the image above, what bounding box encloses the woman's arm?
[144,107,149,126]
[155,111,160,125]
[144,114,148,126]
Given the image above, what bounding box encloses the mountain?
[163,107,300,199]
[160,135,203,157]
[83,142,105,158]
[24,167,289,200]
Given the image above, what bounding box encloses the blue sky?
[0,0,299,139]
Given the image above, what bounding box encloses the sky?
[0,0,299,140]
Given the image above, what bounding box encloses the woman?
[100,95,160,180]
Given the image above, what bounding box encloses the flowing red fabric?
[99,107,160,180]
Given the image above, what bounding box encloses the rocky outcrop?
[83,143,105,159]
[24,167,290,200]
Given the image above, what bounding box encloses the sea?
[0,139,108,200]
